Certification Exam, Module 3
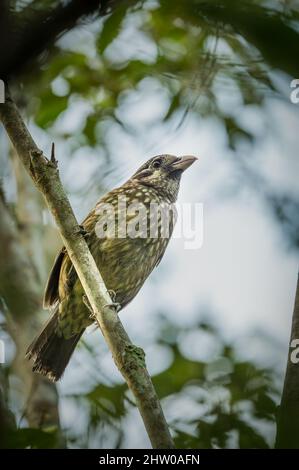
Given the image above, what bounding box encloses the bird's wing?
[43,247,66,308]
[43,209,98,309]
[44,246,80,309]
[155,205,177,267]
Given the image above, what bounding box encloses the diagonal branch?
[0,88,174,449]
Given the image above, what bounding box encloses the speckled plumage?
[27,154,197,380]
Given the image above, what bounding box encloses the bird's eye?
[152,158,162,169]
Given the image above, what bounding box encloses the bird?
[26,154,197,381]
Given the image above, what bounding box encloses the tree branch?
[275,272,299,448]
[0,89,174,449]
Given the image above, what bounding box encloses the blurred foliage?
[10,0,298,247]
[3,428,59,449]
[18,0,298,144]
[5,317,279,448]
[155,318,278,449]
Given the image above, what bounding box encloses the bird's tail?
[26,310,84,382]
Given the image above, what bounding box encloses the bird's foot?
[82,295,96,319]
[79,225,90,240]
[103,290,121,312]
[103,301,121,312]
[108,289,117,302]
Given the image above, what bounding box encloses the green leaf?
[4,428,59,449]
[97,6,128,54]
[164,92,181,121]
[153,345,204,398]
[224,116,253,150]
[35,93,68,128]
[86,383,127,417]
[84,114,98,146]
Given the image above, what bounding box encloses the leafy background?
[0,0,298,448]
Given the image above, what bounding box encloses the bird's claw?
[82,294,95,319]
[107,289,117,302]
[79,225,90,239]
[103,301,121,312]
[103,290,120,311]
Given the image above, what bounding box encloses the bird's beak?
[170,155,198,172]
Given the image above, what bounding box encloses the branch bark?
[0,89,174,449]
[275,272,299,448]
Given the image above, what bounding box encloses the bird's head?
[131,154,197,201]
